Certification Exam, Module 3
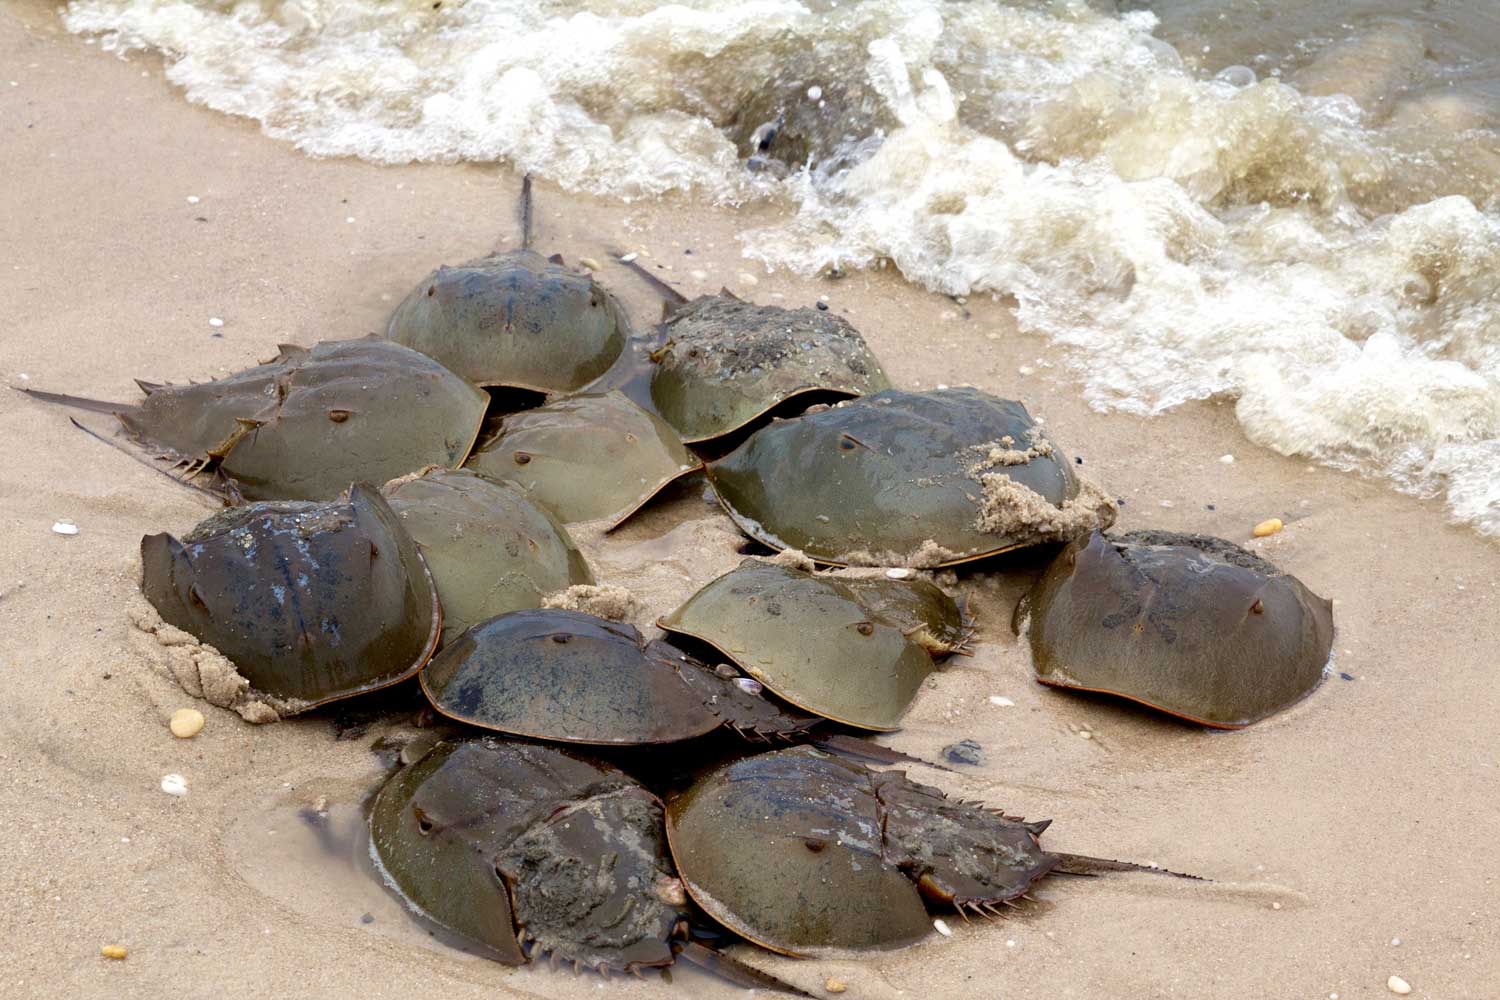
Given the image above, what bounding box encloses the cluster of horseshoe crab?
[23,184,1334,989]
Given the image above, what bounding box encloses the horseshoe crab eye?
[414,809,434,835]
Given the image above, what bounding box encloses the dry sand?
[2,3,1498,997]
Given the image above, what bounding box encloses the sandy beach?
[2,2,1498,997]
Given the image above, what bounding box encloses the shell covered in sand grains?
[386,250,628,393]
[1015,530,1335,728]
[464,390,700,528]
[121,337,488,502]
[705,387,1114,567]
[370,737,687,972]
[139,484,440,712]
[649,294,891,444]
[665,746,1058,957]
[381,467,593,645]
[657,560,959,731]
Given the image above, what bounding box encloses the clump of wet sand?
[127,597,283,723]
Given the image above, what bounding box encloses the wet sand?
[2,4,1497,998]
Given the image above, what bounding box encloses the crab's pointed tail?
[1050,852,1207,881]
[66,418,228,505]
[813,733,953,772]
[14,386,136,415]
[519,173,534,251]
[675,941,813,998]
[610,250,690,312]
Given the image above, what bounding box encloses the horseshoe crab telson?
[419,609,819,745]
[381,467,593,645]
[649,293,891,444]
[464,390,700,528]
[140,484,440,712]
[666,746,1084,956]
[1015,530,1335,728]
[370,737,688,972]
[386,251,629,394]
[657,560,961,731]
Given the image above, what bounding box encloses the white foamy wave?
[64,0,1500,537]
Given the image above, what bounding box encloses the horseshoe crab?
[1014,530,1335,728]
[464,390,700,528]
[386,250,629,395]
[22,337,488,502]
[370,737,687,971]
[649,293,891,445]
[140,484,440,712]
[381,468,593,644]
[657,560,965,731]
[419,609,818,745]
[705,387,1115,567]
[667,746,1154,956]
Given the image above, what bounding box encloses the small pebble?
[578,257,601,270]
[824,978,846,995]
[169,708,205,739]
[208,317,224,328]
[932,918,952,937]
[988,695,1014,707]
[1387,976,1411,995]
[100,945,128,960]
[186,195,200,204]
[942,739,983,766]
[1219,454,1235,464]
[1390,937,1401,946]
[51,520,79,535]
[1271,902,1281,910]
[160,773,188,797]
[1078,729,1094,740]
[815,301,829,310]
[737,272,759,287]
[619,252,638,263]
[807,85,824,101]
[884,568,911,580]
[1253,518,1284,538]
[735,677,763,696]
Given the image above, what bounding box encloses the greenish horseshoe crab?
[666,746,1173,957]
[1014,530,1335,728]
[657,560,965,731]
[649,292,891,445]
[464,390,700,528]
[381,467,593,645]
[386,250,629,394]
[22,337,488,502]
[705,387,1116,567]
[419,609,819,745]
[140,484,441,713]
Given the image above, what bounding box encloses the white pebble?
[208,317,225,328]
[185,195,200,204]
[51,520,79,536]
[18,372,28,380]
[936,383,949,390]
[1005,939,1016,948]
[736,272,759,287]
[619,252,639,263]
[160,774,188,797]
[1078,730,1093,740]
[1017,366,1034,376]
[1219,454,1235,464]
[1390,937,1401,946]
[884,568,911,580]
[1159,500,1175,508]
[932,918,952,937]
[1387,976,1411,995]
[806,85,823,100]
[345,216,356,223]
[989,696,1014,707]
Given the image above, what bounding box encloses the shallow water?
[62,0,1500,537]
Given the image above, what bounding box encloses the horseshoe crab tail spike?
[611,249,689,308]
[813,733,953,772]
[65,417,226,504]
[518,173,534,251]
[14,386,135,416]
[1049,853,1207,881]
[675,941,814,998]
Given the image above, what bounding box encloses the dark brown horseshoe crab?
[381,467,593,645]
[419,609,819,745]
[666,746,1170,957]
[705,387,1116,567]
[139,484,440,713]
[657,560,964,731]
[649,293,891,444]
[464,390,700,528]
[386,250,629,394]
[1015,530,1335,728]
[370,737,688,972]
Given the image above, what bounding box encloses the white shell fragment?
[1387,976,1411,996]
[160,773,188,796]
[932,918,953,937]
[51,520,79,535]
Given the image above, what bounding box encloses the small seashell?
[932,918,952,937]
[618,252,638,263]
[1387,976,1411,995]
[578,257,601,271]
[1253,518,1284,538]
[1219,454,1235,464]
[169,708,205,739]
[100,945,128,960]
[884,568,911,580]
[160,773,188,797]
[824,978,847,994]
[208,317,224,328]
[988,695,1014,707]
[735,677,763,696]
[51,520,79,535]
[186,195,200,204]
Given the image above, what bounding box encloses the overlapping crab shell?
[139,484,440,711]
[657,560,961,731]
[1015,530,1335,728]
[649,294,891,444]
[705,387,1114,567]
[370,737,688,972]
[665,746,1058,957]
[118,336,488,501]
[464,390,701,528]
[419,609,818,745]
[386,249,629,394]
[381,468,593,645]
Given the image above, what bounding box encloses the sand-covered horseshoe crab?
[705,387,1116,567]
[419,609,818,745]
[657,560,964,731]
[386,250,629,394]
[23,336,488,502]
[140,484,440,713]
[464,390,700,528]
[649,292,891,445]
[1014,530,1335,728]
[370,737,688,972]
[381,467,593,644]
[666,746,1152,956]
